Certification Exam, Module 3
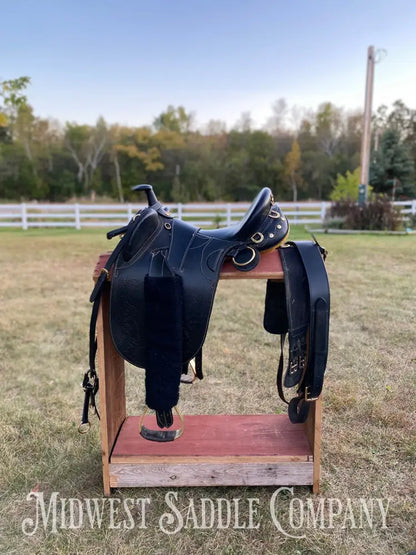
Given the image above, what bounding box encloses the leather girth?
[264,240,330,423]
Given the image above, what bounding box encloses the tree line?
[0,77,415,202]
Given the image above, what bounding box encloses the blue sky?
[1,0,415,129]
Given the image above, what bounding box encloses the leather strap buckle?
[78,369,100,433]
[99,268,110,281]
[304,386,319,402]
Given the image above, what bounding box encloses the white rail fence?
[0,200,415,230]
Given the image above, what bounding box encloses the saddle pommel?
[132,184,159,207]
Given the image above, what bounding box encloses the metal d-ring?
[180,359,197,384]
[232,246,257,267]
[78,421,91,434]
[250,232,264,244]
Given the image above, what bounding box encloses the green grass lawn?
[0,227,415,554]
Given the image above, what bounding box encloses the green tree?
[315,102,344,157]
[370,129,415,198]
[180,131,227,201]
[0,77,49,198]
[0,76,31,130]
[64,118,110,197]
[153,105,194,133]
[284,140,302,201]
[297,107,357,200]
[14,103,36,163]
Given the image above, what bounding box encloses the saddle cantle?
[82,184,290,441]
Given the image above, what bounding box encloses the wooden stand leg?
[96,283,126,496]
[304,396,322,494]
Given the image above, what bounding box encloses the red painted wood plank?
[111,415,312,460]
[93,248,283,281]
[220,248,283,279]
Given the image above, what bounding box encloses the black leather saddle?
[81,184,290,440]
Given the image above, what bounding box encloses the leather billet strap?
[80,215,141,432]
[275,337,312,424]
[139,406,185,442]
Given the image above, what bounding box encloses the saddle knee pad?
[144,274,184,415]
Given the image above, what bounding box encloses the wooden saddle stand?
[89,249,323,496]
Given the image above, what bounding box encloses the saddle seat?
[201,188,283,243]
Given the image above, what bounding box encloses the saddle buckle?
[78,421,91,434]
[99,268,110,281]
[82,370,99,405]
[304,386,319,402]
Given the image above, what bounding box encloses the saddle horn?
[132,184,159,207]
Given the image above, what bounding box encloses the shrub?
[407,213,416,230]
[327,196,403,231]
[330,168,373,202]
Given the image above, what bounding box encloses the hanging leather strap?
[290,240,330,402]
[276,335,289,405]
[270,240,329,424]
[79,218,139,432]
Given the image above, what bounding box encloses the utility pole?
[358,45,375,205]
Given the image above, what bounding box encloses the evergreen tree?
[370,129,415,198]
